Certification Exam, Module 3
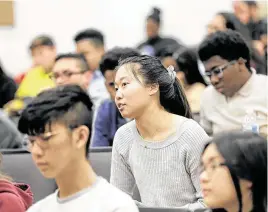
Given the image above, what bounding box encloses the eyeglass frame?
[199,161,227,179]
[204,60,237,79]
[24,125,78,151]
[49,69,88,81]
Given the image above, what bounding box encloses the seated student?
[4,35,56,116]
[91,47,140,147]
[110,55,209,210]
[0,110,23,148]
[200,131,267,212]
[198,30,267,136]
[49,53,91,91]
[0,153,33,211]
[174,47,207,113]
[74,29,110,109]
[18,85,138,212]
[15,35,56,98]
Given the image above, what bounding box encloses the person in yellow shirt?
[5,35,56,116]
[16,35,56,97]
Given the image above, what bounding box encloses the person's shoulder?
[97,178,138,211]
[27,192,56,212]
[200,85,220,107]
[202,85,217,97]
[191,82,206,91]
[113,120,135,149]
[115,120,135,138]
[177,117,209,143]
[255,73,268,84]
[97,99,114,113]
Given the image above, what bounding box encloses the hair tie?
[167,65,176,83]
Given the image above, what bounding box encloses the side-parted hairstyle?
[99,47,140,76]
[198,30,251,70]
[118,55,192,118]
[29,35,55,51]
[74,29,104,48]
[202,132,267,212]
[18,85,93,157]
[55,53,90,71]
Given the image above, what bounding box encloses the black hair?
[217,12,252,42]
[198,30,251,70]
[217,12,236,30]
[244,1,257,7]
[147,7,161,25]
[155,44,180,59]
[174,47,207,86]
[55,53,90,71]
[202,132,267,212]
[18,85,93,157]
[29,35,55,50]
[99,47,140,76]
[118,55,192,118]
[74,29,104,47]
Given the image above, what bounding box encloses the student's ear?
[148,83,159,96]
[72,126,89,151]
[237,57,247,72]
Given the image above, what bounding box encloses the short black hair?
[55,53,90,71]
[99,47,140,76]
[244,0,257,7]
[74,29,104,47]
[29,35,55,51]
[18,85,93,157]
[155,44,179,59]
[198,30,251,70]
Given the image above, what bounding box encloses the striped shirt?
[110,116,209,211]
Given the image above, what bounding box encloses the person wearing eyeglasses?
[200,131,267,212]
[198,30,267,136]
[90,47,140,147]
[17,85,138,212]
[50,53,91,91]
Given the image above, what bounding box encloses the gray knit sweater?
[110,116,209,211]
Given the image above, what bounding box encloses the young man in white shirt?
[198,30,267,136]
[18,85,138,212]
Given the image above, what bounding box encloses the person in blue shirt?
[91,47,140,147]
[74,29,109,109]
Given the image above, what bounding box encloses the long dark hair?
[118,55,192,118]
[174,47,207,86]
[202,132,267,212]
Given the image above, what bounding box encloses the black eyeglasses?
[49,70,87,81]
[199,161,227,179]
[204,60,237,79]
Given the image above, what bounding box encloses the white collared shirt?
[200,70,268,136]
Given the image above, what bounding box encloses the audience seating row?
[0,148,206,211]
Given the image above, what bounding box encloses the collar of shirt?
[92,70,104,81]
[236,68,256,97]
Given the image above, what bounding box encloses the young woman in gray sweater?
[111,55,209,210]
